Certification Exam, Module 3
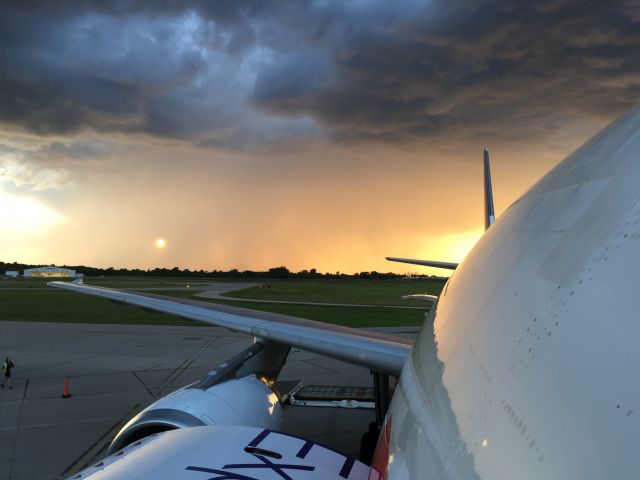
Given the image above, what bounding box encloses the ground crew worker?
[2,357,14,389]
[360,421,379,465]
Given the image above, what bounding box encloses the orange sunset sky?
[0,2,637,274]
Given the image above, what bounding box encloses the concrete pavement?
[0,321,417,480]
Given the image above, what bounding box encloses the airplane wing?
[385,256,458,270]
[48,281,411,376]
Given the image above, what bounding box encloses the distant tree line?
[0,261,445,280]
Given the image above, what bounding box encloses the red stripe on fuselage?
[368,415,392,480]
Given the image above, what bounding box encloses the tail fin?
[385,149,495,271]
[483,148,495,230]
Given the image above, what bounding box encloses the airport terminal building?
[23,266,77,278]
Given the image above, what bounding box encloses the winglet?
[484,147,495,230]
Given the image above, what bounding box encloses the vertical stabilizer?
[483,148,495,230]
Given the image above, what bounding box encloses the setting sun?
[155,238,166,249]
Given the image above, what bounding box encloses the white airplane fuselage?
[380,105,640,479]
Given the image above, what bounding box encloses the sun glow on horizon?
[155,238,166,249]
[0,192,63,234]
[414,229,484,270]
[444,229,484,262]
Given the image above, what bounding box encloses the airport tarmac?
[0,321,417,480]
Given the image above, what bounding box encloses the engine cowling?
[73,425,371,480]
[108,374,281,454]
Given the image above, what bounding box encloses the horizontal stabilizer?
[401,294,438,302]
[386,256,458,270]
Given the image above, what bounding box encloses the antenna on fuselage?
[484,147,495,230]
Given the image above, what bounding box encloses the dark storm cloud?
[0,0,638,146]
[251,0,640,143]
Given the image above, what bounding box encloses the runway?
[0,321,417,480]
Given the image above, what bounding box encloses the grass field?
[0,277,446,327]
[153,290,429,328]
[0,288,203,326]
[221,278,445,306]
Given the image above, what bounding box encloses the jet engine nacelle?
[108,374,281,454]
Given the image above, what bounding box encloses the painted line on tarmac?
[156,356,194,390]
[60,402,142,478]
[167,358,194,386]
[157,357,190,387]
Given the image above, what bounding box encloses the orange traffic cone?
[62,377,71,398]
